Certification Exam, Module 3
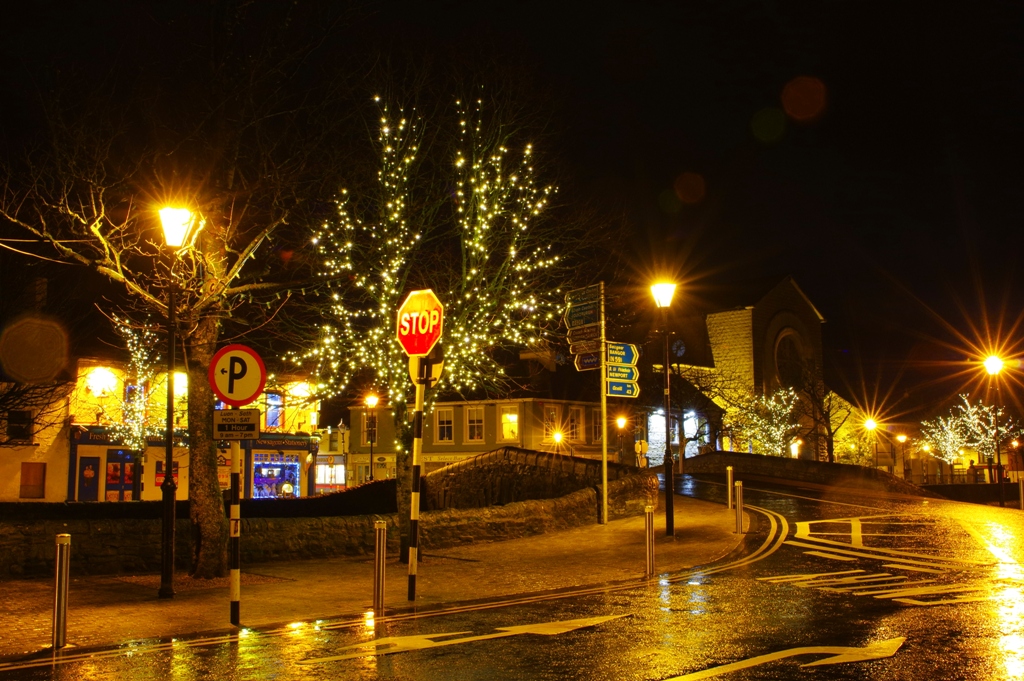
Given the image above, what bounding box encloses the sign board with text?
[396,289,444,357]
[209,344,267,407]
[213,409,261,440]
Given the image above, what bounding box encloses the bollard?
[644,505,655,577]
[373,520,387,614]
[726,466,734,509]
[734,481,744,534]
[53,534,71,650]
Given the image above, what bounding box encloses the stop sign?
[396,289,444,357]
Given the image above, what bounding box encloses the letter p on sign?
[396,289,444,357]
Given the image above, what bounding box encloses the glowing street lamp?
[896,434,907,479]
[365,394,378,481]
[983,355,1006,506]
[864,419,880,470]
[616,416,627,466]
[651,281,677,536]
[157,206,199,600]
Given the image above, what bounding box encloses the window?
[362,411,378,446]
[436,408,454,442]
[6,410,33,442]
[466,406,484,441]
[20,462,45,499]
[499,406,519,441]
[568,407,583,441]
[592,408,603,442]
[265,393,284,429]
[542,405,559,441]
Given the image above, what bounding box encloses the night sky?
[2,1,1022,422]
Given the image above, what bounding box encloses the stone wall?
[0,470,660,579]
[686,451,941,497]
[422,446,636,510]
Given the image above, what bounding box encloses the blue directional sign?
[606,364,640,382]
[606,380,640,398]
[565,301,601,329]
[565,284,601,305]
[574,352,601,372]
[606,342,639,366]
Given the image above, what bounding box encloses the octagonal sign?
[396,289,444,357]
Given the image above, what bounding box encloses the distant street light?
[616,416,627,465]
[896,434,908,479]
[984,355,1006,507]
[157,206,201,599]
[651,281,676,536]
[864,419,880,470]
[365,393,378,481]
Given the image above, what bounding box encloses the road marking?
[894,595,991,606]
[297,615,626,665]
[665,637,906,680]
[784,540,978,570]
[759,570,864,583]
[803,550,857,561]
[883,564,945,574]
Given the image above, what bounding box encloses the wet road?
[3,477,1023,680]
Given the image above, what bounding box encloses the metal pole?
[726,466,734,509]
[599,281,608,525]
[159,284,176,599]
[997,415,1005,507]
[52,534,70,650]
[644,505,655,577]
[734,481,744,534]
[663,324,674,536]
[1019,479,1023,512]
[229,439,241,626]
[374,520,387,613]
[368,411,375,481]
[408,357,428,601]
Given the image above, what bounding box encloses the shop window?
[20,462,45,498]
[499,406,519,441]
[542,405,559,441]
[436,408,453,442]
[6,410,33,442]
[266,393,284,429]
[592,408,603,442]
[568,407,583,441]
[466,407,484,441]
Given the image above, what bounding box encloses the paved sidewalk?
[0,495,744,659]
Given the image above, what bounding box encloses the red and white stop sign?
[396,289,444,357]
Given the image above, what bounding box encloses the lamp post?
[157,207,199,599]
[651,282,676,536]
[984,355,1005,507]
[864,418,879,470]
[617,416,627,466]
[896,434,907,480]
[365,394,378,482]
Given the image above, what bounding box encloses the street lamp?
[651,281,676,536]
[864,419,879,469]
[985,355,1006,507]
[365,394,378,482]
[896,434,907,480]
[616,416,627,465]
[157,206,201,599]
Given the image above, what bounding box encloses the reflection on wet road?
[5,478,1024,679]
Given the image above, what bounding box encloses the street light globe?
[984,355,1004,376]
[364,394,378,409]
[896,434,907,443]
[616,416,627,430]
[553,431,563,444]
[650,282,677,309]
[864,418,877,431]
[159,207,199,249]
[922,444,932,452]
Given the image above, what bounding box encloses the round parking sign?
[209,344,267,407]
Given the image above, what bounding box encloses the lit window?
[543,406,559,441]
[499,406,519,441]
[362,410,377,446]
[86,367,118,396]
[467,407,484,441]
[436,408,453,442]
[568,407,583,441]
[266,393,284,429]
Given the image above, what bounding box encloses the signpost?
[569,340,602,355]
[607,380,641,398]
[605,364,640,382]
[574,353,601,371]
[208,343,266,628]
[605,342,640,399]
[567,324,601,343]
[606,342,639,366]
[564,301,601,329]
[396,289,444,602]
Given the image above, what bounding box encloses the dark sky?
[2,1,1022,421]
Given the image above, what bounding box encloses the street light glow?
[650,282,677,308]
[616,416,627,430]
[159,207,200,249]
[364,394,379,408]
[553,431,563,444]
[896,434,907,443]
[984,355,1004,376]
[864,418,877,431]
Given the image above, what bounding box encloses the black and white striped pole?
[229,439,241,626]
[52,533,70,650]
[644,505,655,577]
[408,357,426,601]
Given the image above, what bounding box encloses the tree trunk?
[186,314,228,578]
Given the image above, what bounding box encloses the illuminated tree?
[921,412,969,479]
[733,388,800,456]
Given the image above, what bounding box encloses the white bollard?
[734,481,744,534]
[374,520,387,614]
[644,505,655,577]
